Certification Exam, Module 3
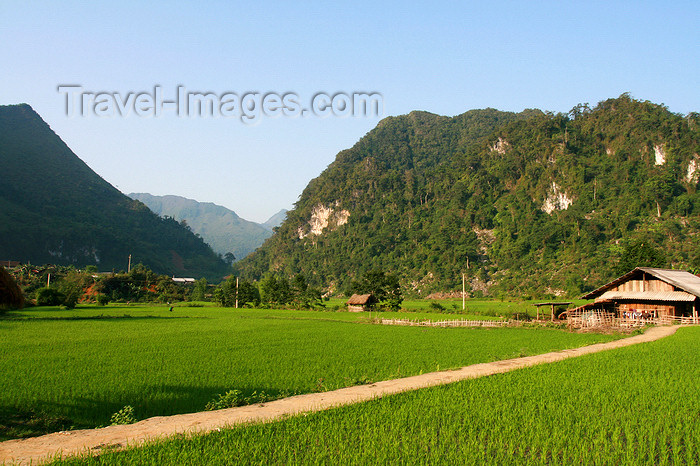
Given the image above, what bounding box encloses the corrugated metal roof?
[638,267,700,297]
[595,290,697,302]
[583,267,700,299]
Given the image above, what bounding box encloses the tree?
[238,280,260,307]
[213,276,260,307]
[0,266,24,312]
[349,269,403,311]
[224,252,236,266]
[35,287,66,306]
[259,274,291,306]
[190,278,208,302]
[58,270,88,308]
[614,240,666,276]
[213,277,236,307]
[290,274,324,309]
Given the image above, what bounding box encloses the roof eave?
[581,268,645,299]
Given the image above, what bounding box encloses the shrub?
[429,302,446,312]
[205,389,273,411]
[35,288,66,306]
[205,390,243,410]
[97,294,110,306]
[62,294,78,309]
[110,405,136,425]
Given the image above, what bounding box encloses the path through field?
[0,325,678,465]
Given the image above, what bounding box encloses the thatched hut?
[346,294,377,312]
[0,266,24,310]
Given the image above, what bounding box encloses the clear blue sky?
[2,1,699,222]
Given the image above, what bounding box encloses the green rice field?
[1,304,614,440]
[58,326,700,465]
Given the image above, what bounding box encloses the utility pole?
[462,273,465,311]
[128,254,132,273]
[47,273,51,288]
[235,276,239,309]
[594,177,597,201]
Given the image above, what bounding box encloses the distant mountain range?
[261,209,288,231]
[0,104,228,280]
[238,95,700,297]
[128,193,285,260]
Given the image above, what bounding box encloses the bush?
[110,405,136,425]
[62,294,77,309]
[205,390,243,410]
[35,288,66,306]
[97,294,110,306]
[429,302,446,312]
[205,389,273,411]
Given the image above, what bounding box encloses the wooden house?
[346,294,377,312]
[581,267,700,322]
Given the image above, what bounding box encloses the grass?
[0,304,616,440]
[57,326,700,465]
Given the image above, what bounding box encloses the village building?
[346,294,377,312]
[533,301,572,321]
[569,267,700,327]
[172,277,196,284]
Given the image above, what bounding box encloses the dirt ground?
[0,325,678,465]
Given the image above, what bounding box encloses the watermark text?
[57,85,383,124]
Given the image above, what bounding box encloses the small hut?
[346,294,377,312]
[533,302,572,321]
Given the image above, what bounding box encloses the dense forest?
[238,95,700,298]
[0,104,229,280]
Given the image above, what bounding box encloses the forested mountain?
[128,193,272,260]
[238,95,700,297]
[0,104,228,280]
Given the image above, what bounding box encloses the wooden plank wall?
[617,302,675,317]
[612,278,675,293]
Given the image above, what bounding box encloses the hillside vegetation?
[0,104,228,280]
[238,95,700,297]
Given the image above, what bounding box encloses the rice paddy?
[56,326,700,465]
[1,304,614,440]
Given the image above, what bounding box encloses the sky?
[2,1,699,222]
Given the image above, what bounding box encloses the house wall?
[612,278,675,293]
[617,302,676,317]
[348,305,366,312]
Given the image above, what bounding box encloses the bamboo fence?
[380,318,508,328]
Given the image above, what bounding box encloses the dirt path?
[0,325,678,465]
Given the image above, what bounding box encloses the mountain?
[0,104,228,280]
[128,193,272,260]
[237,95,700,297]
[261,209,288,231]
